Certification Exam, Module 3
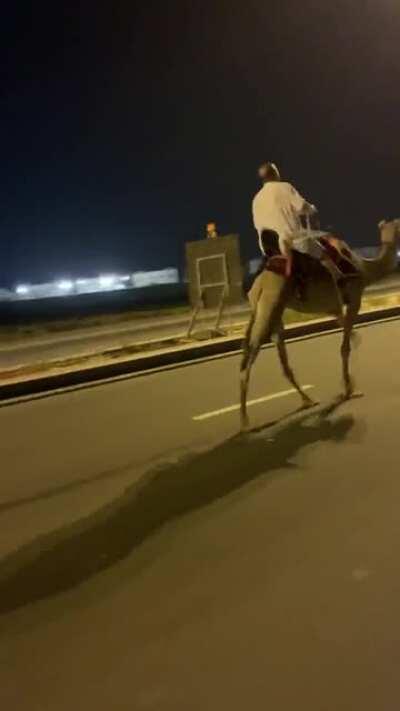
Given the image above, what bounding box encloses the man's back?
[252,181,306,241]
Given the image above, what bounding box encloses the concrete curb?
[1,305,400,403]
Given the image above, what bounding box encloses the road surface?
[1,318,400,710]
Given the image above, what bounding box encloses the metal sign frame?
[187,254,230,338]
[195,253,229,293]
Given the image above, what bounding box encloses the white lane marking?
[192,385,314,422]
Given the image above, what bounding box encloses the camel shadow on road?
[0,402,360,615]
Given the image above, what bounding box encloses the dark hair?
[259,161,280,182]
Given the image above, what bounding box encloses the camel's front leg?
[341,321,354,399]
[240,362,251,432]
[276,326,316,408]
[341,298,361,399]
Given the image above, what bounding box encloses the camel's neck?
[360,241,398,286]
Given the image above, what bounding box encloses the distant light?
[132,268,179,288]
[16,284,29,295]
[249,258,262,275]
[99,275,116,288]
[76,278,89,286]
[120,275,131,282]
[57,280,74,291]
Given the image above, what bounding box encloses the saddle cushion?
[319,236,359,276]
[264,255,288,277]
[263,234,359,280]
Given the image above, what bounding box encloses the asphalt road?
[1,318,400,710]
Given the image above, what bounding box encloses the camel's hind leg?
[240,315,264,432]
[240,307,281,431]
[240,271,288,431]
[276,325,316,408]
[341,296,361,399]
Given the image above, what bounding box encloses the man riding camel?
[252,161,344,285]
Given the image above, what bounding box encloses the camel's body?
[240,220,400,430]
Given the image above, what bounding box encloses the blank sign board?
[185,235,243,308]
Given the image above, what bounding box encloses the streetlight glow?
[57,280,74,291]
[98,275,116,288]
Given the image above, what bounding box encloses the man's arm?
[288,184,316,216]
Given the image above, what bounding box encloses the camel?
[240,219,400,431]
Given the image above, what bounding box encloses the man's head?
[258,161,281,183]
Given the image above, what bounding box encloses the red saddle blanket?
[266,235,359,279]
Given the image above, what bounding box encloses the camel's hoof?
[240,417,251,434]
[342,390,364,402]
[301,397,319,410]
[349,390,364,400]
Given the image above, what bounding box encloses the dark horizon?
[1,1,399,288]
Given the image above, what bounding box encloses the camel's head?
[378,218,400,245]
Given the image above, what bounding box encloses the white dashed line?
[192,385,314,422]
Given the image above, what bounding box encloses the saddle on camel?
[258,226,361,303]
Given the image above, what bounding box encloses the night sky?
[1,1,399,287]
